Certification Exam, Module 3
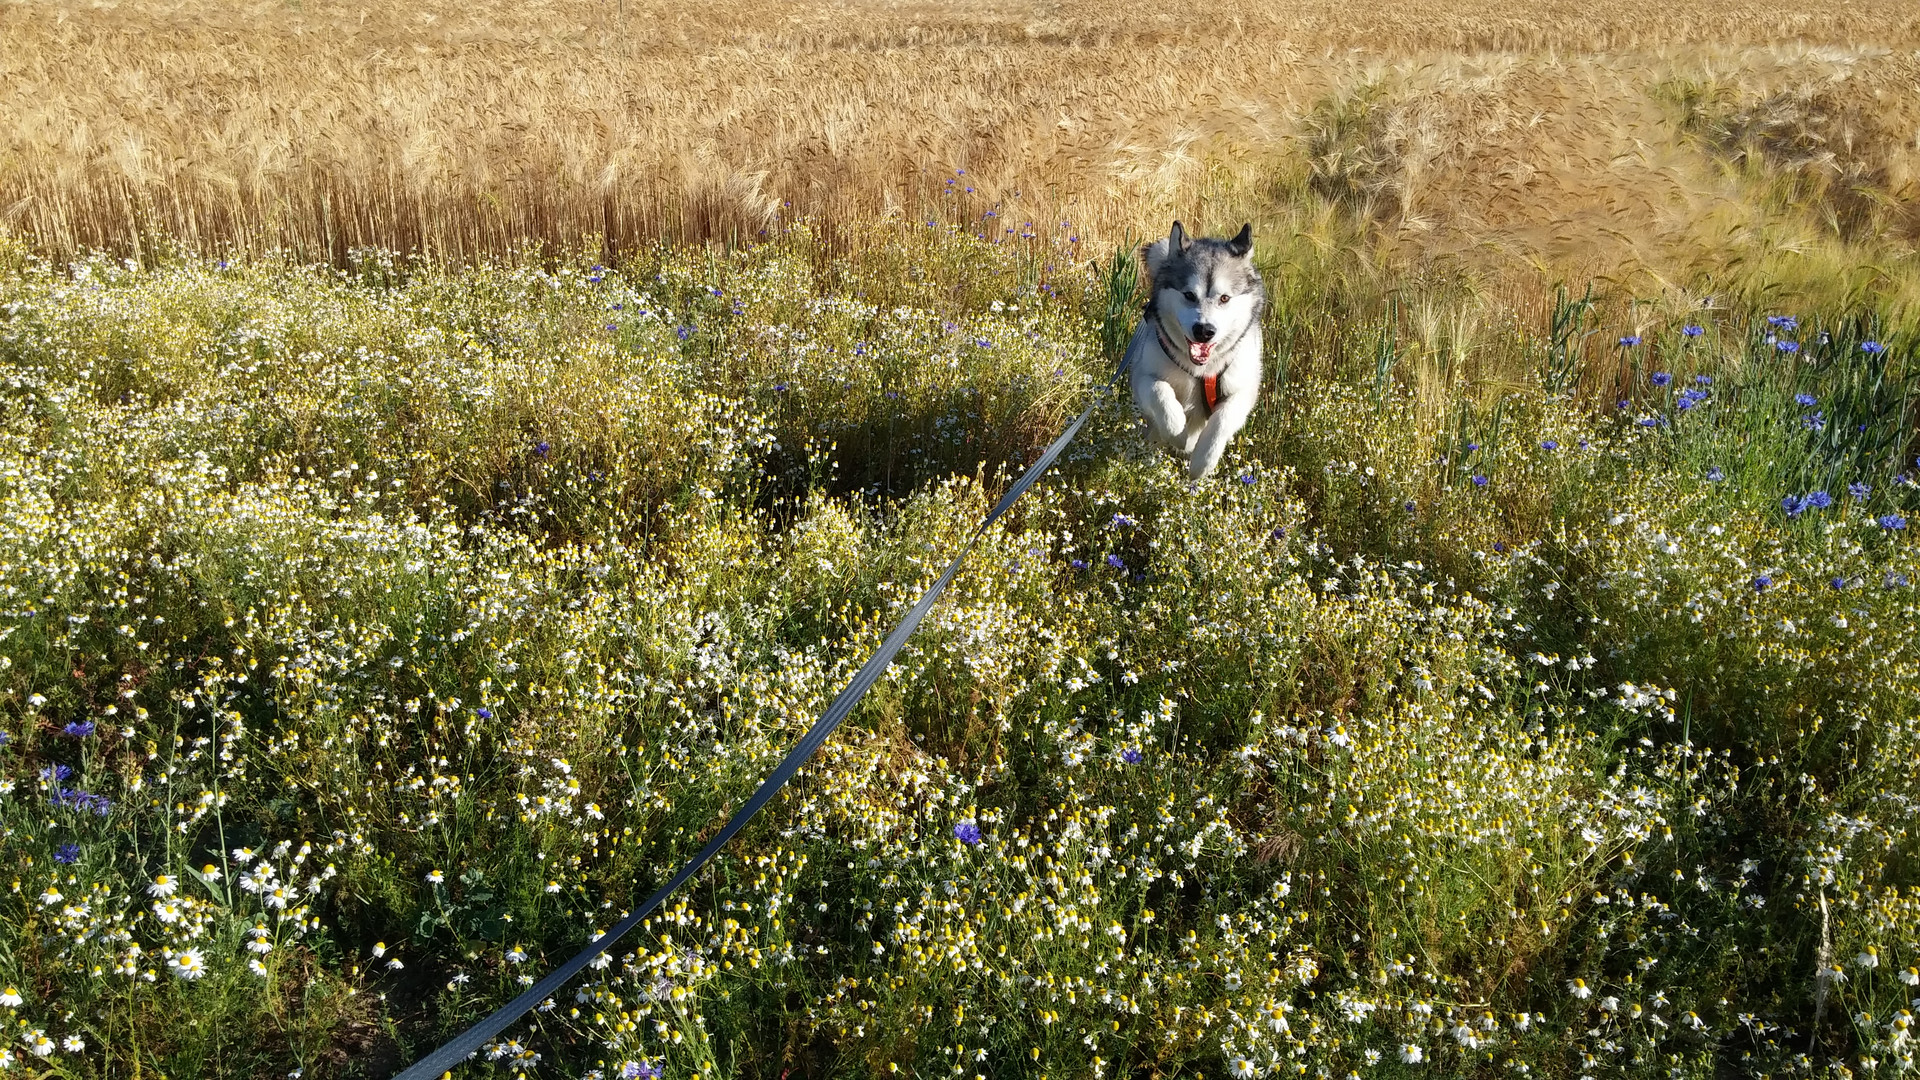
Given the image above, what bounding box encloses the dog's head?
[1141,221,1263,367]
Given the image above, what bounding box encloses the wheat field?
[5,0,1920,289]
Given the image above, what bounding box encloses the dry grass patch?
[3,0,1919,293]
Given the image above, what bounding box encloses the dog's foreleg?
[1143,383,1189,449]
[1127,351,1189,450]
[1188,395,1255,480]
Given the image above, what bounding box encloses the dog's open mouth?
[1189,341,1212,364]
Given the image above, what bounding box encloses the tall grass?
[0,221,1917,1078]
[5,0,1920,306]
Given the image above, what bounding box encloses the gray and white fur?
[1125,221,1265,480]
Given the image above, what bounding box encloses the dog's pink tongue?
[1189,341,1212,363]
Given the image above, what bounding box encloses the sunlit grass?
[0,220,1915,1078]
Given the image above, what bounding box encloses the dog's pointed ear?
[1139,236,1168,282]
[1227,223,1253,257]
[1170,220,1191,253]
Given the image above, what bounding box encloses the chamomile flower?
[169,948,208,980]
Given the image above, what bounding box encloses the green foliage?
[0,225,1917,1080]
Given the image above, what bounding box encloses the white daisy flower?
[169,948,207,981]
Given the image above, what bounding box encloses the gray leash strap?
[392,360,1129,1079]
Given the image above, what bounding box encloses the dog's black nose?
[1190,322,1216,342]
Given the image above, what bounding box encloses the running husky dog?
[1125,221,1264,480]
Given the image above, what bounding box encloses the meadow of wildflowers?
[0,222,1917,1080]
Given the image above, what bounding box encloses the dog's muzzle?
[1158,325,1213,365]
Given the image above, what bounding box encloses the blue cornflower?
[953,821,982,845]
[1767,315,1799,330]
[1889,573,1912,589]
[1879,514,1909,530]
[1830,576,1849,590]
[1637,416,1663,427]
[51,788,110,816]
[476,707,493,720]
[1121,747,1143,765]
[1649,372,1672,387]
[1111,513,1136,527]
[62,721,95,738]
[620,1061,660,1079]
[1619,335,1643,347]
[1270,527,1287,540]
[1404,500,1417,513]
[1777,340,1800,354]
[1803,411,1826,432]
[1617,399,1631,411]
[54,844,80,865]
[1706,466,1724,481]
[1465,442,1480,452]
[1239,473,1256,484]
[677,326,692,340]
[1753,574,1772,591]
[39,764,72,783]
[1069,559,1087,570]
[773,382,789,392]
[1471,475,1488,488]
[1848,482,1870,499]
[1106,554,1126,570]
[1694,374,1712,385]
[1794,392,1816,406]
[1807,490,1832,509]
[1541,440,1558,450]
[533,441,550,458]
[1682,325,1705,337]
[1861,341,1886,354]
[1782,495,1807,518]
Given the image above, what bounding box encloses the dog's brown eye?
[1218,294,1231,304]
